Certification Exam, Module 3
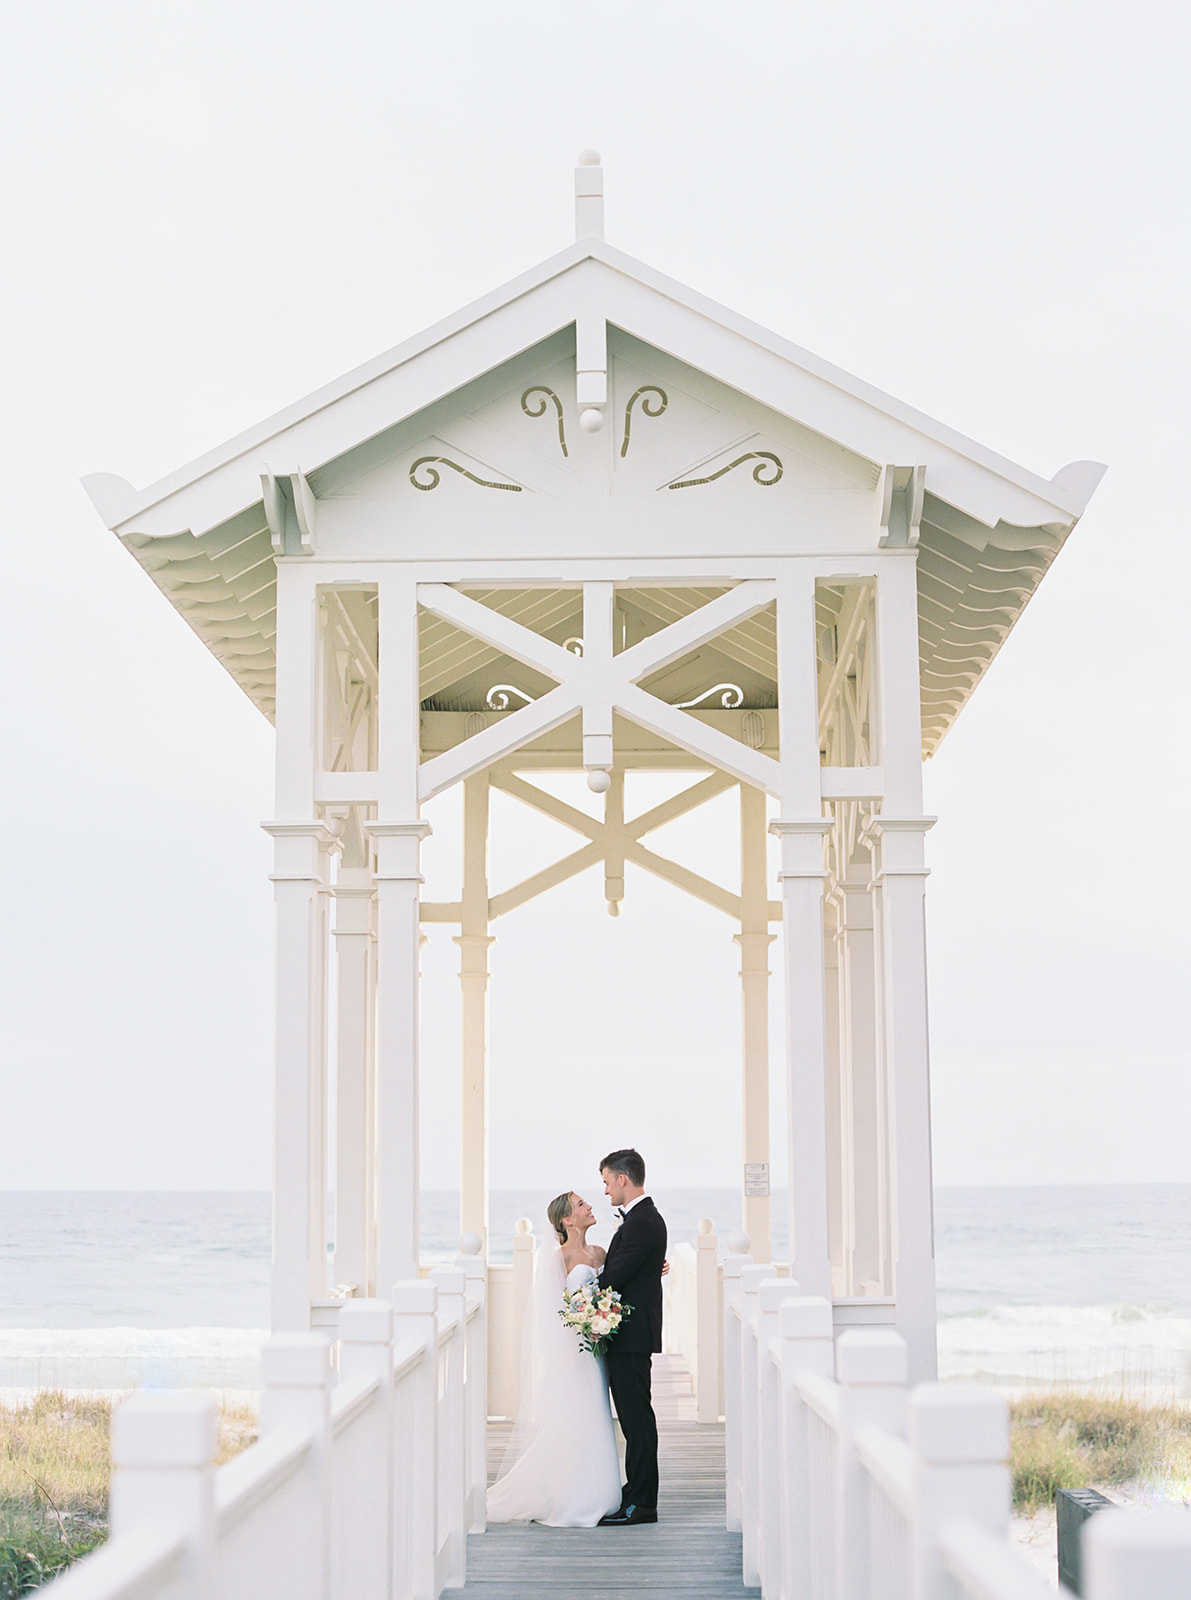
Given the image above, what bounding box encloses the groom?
[596,1147,667,1526]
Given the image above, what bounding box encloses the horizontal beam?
[821,767,884,800]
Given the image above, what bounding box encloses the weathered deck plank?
[458,1355,759,1598]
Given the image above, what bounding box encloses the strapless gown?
[486,1260,623,1527]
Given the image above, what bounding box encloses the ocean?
[2,1186,1189,1398]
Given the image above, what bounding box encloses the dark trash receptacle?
[1056,1486,1114,1594]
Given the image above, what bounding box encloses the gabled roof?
[83,233,1105,753]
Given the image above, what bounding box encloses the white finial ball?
[698,1217,714,1235]
[514,1217,532,1236]
[727,1230,752,1255]
[579,407,604,433]
[606,899,620,917]
[577,148,602,167]
[458,1232,482,1256]
[587,768,612,793]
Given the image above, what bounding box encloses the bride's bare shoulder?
[592,1245,607,1266]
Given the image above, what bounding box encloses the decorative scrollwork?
[667,451,783,490]
[675,684,745,710]
[564,636,585,656]
[409,457,523,492]
[620,386,668,458]
[485,684,537,711]
[521,387,568,457]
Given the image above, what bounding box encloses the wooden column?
[735,782,774,1263]
[332,861,375,1294]
[870,555,937,1381]
[266,564,333,1331]
[823,888,845,1294]
[770,565,832,1299]
[838,855,884,1294]
[369,571,428,1294]
[456,771,493,1249]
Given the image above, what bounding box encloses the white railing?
[664,1219,724,1422]
[42,1253,487,1600]
[731,1269,1191,1600]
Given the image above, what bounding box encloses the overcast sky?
[2,0,1187,1209]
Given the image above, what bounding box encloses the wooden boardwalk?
[460,1355,759,1599]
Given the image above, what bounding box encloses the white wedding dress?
[486,1250,623,1527]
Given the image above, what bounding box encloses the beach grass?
[1010,1393,1191,1514]
[0,1391,256,1597]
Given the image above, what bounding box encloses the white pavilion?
[84,155,1103,1383]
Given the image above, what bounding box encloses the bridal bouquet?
[559,1282,632,1357]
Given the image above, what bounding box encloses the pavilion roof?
[83,237,1104,757]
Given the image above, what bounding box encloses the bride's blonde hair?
[547,1191,574,1246]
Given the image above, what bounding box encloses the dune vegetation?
[0,1391,255,1597]
[1010,1393,1191,1515]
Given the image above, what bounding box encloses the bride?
[486,1190,623,1527]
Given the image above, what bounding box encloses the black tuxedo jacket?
[598,1196,667,1355]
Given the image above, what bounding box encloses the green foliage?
[1011,1394,1191,1514]
[0,1518,106,1599]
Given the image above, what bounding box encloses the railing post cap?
[779,1295,834,1340]
[759,1279,794,1313]
[391,1278,438,1315]
[741,1263,775,1292]
[429,1266,466,1295]
[260,1332,333,1388]
[909,1383,1008,1462]
[112,1391,218,1469]
[1084,1502,1191,1566]
[514,1217,533,1236]
[836,1328,908,1385]
[723,1253,753,1279]
[698,1217,715,1235]
[339,1297,395,1344]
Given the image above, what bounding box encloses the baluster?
[392,1280,438,1600]
[109,1391,218,1600]
[835,1330,907,1600]
[776,1297,834,1600]
[338,1300,395,1600]
[909,1386,1008,1600]
[457,1234,488,1533]
[723,1237,753,1535]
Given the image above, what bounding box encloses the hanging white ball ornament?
[579,408,604,432]
[587,769,612,793]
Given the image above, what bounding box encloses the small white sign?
[744,1162,770,1197]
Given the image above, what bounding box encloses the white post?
[392,1280,438,1600]
[510,1219,536,1418]
[909,1385,1009,1600]
[758,1278,796,1598]
[334,862,375,1294]
[824,889,846,1297]
[109,1392,217,1599]
[456,1237,488,1533]
[736,781,774,1264]
[772,565,833,1302]
[1085,1505,1191,1600]
[259,1333,334,1600]
[456,772,493,1250]
[369,571,427,1293]
[838,859,883,1295]
[265,822,337,1331]
[835,1330,908,1600]
[775,1296,834,1600]
[723,1243,753,1535]
[694,1219,721,1423]
[430,1267,468,1590]
[740,1262,771,1589]
[871,556,937,1381]
[338,1300,395,1600]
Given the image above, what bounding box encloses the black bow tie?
[615,1207,626,1219]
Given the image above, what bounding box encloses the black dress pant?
[605,1351,658,1510]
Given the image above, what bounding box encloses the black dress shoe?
[598,1503,658,1526]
